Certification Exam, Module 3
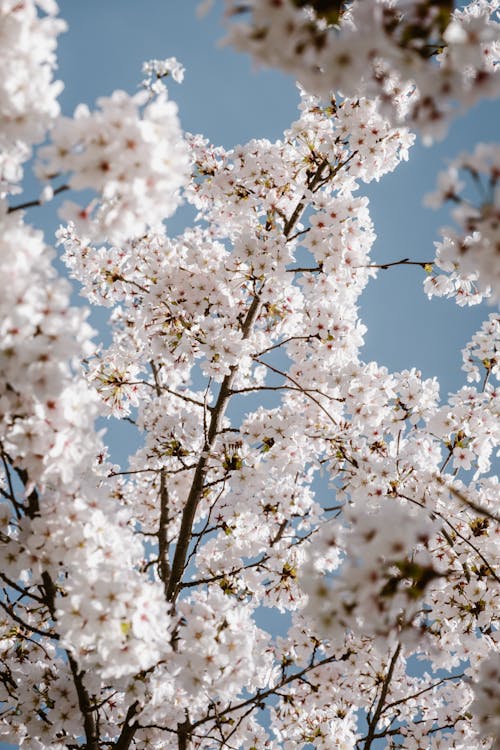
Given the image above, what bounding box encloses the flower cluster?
[425,143,500,304]
[462,313,500,384]
[0,0,65,194]
[44,75,499,747]
[142,56,186,95]
[470,652,500,746]
[302,502,441,642]
[223,0,500,139]
[0,205,172,744]
[37,87,190,242]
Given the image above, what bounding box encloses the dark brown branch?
[165,294,263,604]
[158,469,171,598]
[435,476,500,523]
[67,653,99,750]
[177,717,192,750]
[233,380,343,403]
[14,470,100,750]
[363,644,401,750]
[285,227,311,242]
[181,556,269,589]
[7,183,70,213]
[0,573,44,604]
[0,448,25,518]
[286,266,322,273]
[114,701,139,750]
[0,599,59,641]
[287,258,434,274]
[356,258,433,270]
[108,467,161,478]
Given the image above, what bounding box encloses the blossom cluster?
[0,0,65,195]
[36,86,190,243]
[0,205,172,745]
[223,0,500,139]
[470,652,500,745]
[462,313,500,384]
[142,56,186,95]
[425,143,500,304]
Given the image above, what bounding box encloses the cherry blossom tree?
[0,2,499,750]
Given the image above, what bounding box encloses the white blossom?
[0,0,65,194]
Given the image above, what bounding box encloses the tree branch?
[164,153,357,622]
[190,651,349,731]
[114,701,139,750]
[0,447,25,518]
[355,257,433,270]
[165,294,263,604]
[363,643,401,750]
[7,183,69,213]
[12,466,100,750]
[0,599,59,641]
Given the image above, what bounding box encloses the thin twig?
[286,266,322,273]
[255,334,315,357]
[355,258,433,271]
[254,357,341,424]
[0,599,59,641]
[398,491,500,584]
[7,183,69,213]
[384,672,464,711]
[435,475,500,523]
